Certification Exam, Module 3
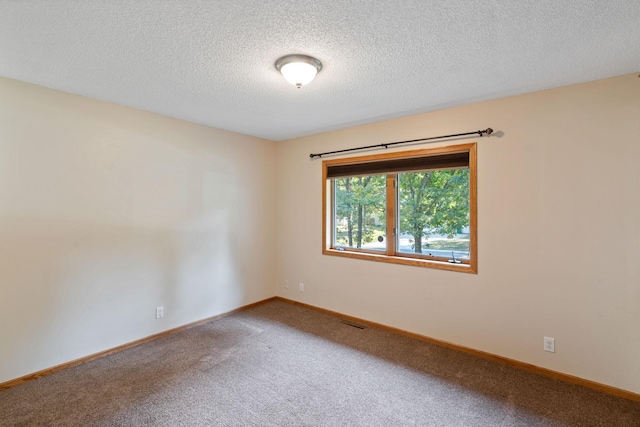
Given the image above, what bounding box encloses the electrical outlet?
[284,280,289,289]
[156,306,164,319]
[544,336,555,353]
[299,283,304,292]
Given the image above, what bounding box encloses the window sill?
[323,248,477,274]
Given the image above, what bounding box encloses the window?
[322,143,477,273]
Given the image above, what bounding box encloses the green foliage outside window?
[398,169,469,254]
[333,169,469,255]
[334,174,386,249]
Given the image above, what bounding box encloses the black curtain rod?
[309,128,493,159]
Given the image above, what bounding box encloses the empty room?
[1,1,640,426]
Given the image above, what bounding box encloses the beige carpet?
[1,299,639,426]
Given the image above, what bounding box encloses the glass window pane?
[397,169,470,260]
[333,174,387,251]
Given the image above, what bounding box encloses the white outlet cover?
[544,336,555,353]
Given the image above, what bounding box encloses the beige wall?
[0,77,277,383]
[276,73,640,393]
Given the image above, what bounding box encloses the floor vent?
[340,320,366,329]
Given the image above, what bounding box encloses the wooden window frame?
[322,143,477,273]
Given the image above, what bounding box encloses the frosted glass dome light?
[275,54,322,88]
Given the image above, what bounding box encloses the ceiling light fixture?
[275,54,322,89]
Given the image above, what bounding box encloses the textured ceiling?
[1,1,639,141]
